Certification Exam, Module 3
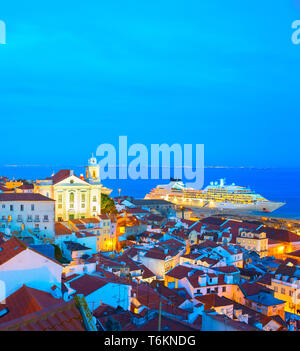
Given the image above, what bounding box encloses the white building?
[0,237,63,297]
[64,273,132,312]
[0,193,55,242]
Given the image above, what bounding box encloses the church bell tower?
[86,154,100,183]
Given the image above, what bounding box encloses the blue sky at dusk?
[0,1,299,168]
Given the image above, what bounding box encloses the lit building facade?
[0,193,55,242]
[35,156,111,222]
[236,230,268,258]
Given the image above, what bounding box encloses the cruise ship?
[145,178,285,213]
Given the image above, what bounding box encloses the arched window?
[70,192,74,202]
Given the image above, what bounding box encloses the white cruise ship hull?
[160,197,285,213]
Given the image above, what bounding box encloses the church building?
[35,156,112,221]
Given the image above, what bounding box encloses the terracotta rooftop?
[64,241,91,252]
[196,294,234,310]
[0,285,63,324]
[0,193,54,202]
[165,265,194,279]
[68,274,108,296]
[0,237,27,265]
[51,170,72,184]
[80,218,101,224]
[286,250,300,258]
[139,264,156,279]
[55,222,73,236]
[240,281,272,297]
[0,300,85,331]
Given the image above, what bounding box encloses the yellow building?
[236,230,268,258]
[5,180,23,190]
[271,262,300,315]
[35,156,112,222]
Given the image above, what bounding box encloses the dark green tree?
[101,193,117,214]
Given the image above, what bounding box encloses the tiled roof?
[92,303,116,319]
[261,227,300,243]
[196,294,234,309]
[214,265,240,274]
[64,241,91,252]
[0,237,27,265]
[52,170,71,184]
[0,285,63,324]
[256,273,273,286]
[0,300,85,331]
[139,264,156,279]
[200,216,225,226]
[165,265,194,279]
[80,218,101,224]
[116,255,141,272]
[55,222,73,236]
[0,193,54,202]
[18,184,34,190]
[286,250,300,258]
[147,214,165,222]
[144,249,167,260]
[68,274,108,296]
[240,281,272,297]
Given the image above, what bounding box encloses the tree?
[101,193,117,214]
[52,244,62,260]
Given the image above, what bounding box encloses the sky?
[0,0,299,168]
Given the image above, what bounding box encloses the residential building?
[0,193,55,242]
[0,237,63,297]
[236,230,268,257]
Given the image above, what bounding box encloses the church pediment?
[54,175,90,187]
